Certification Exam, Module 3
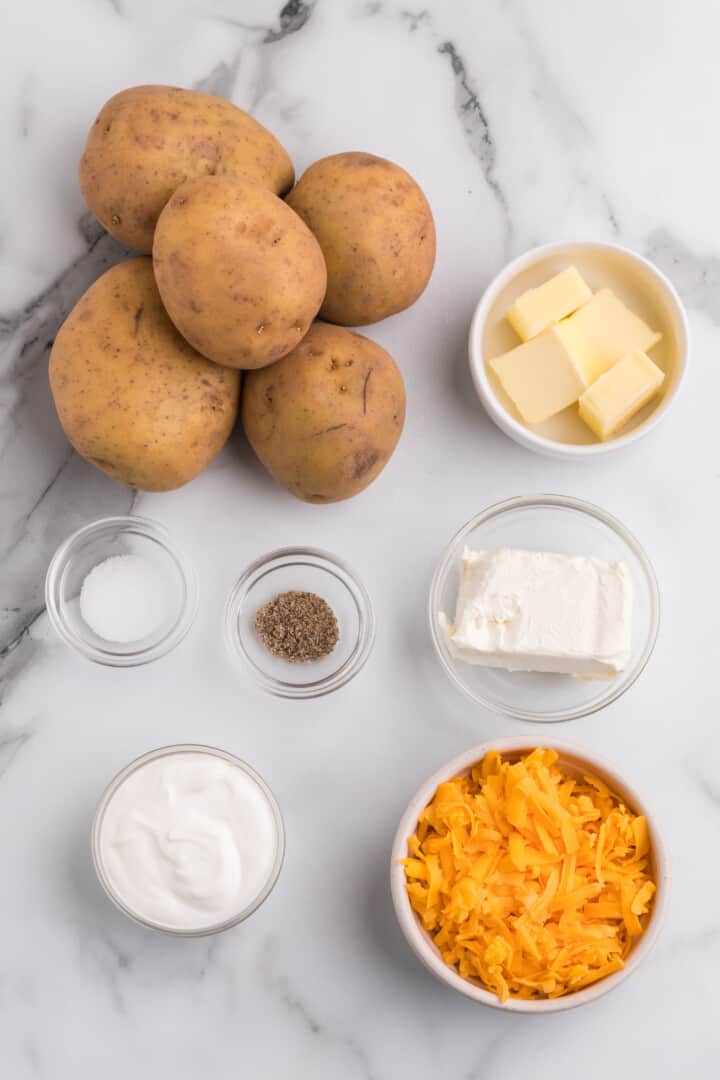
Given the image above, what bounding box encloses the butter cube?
[490,327,589,425]
[555,289,661,384]
[579,350,665,440]
[506,266,592,341]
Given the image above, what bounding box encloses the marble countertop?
[1,1,718,1076]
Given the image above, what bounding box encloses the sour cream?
[94,748,283,932]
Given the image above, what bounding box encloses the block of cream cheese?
[579,350,665,440]
[490,327,589,425]
[505,266,592,341]
[554,288,661,384]
[439,547,632,676]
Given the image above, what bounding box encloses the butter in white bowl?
[469,240,689,459]
[439,547,633,678]
[489,283,662,429]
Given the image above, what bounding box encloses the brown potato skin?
[49,258,240,492]
[79,85,295,252]
[153,175,327,370]
[285,152,436,326]
[242,322,406,503]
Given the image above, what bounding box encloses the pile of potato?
[49,85,436,502]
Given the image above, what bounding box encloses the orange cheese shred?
[402,748,656,1003]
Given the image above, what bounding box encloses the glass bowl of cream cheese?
[429,495,660,722]
[91,745,285,935]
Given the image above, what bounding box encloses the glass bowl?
[429,495,660,722]
[91,744,285,937]
[224,547,375,699]
[45,515,198,667]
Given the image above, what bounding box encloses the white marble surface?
[1,1,719,1076]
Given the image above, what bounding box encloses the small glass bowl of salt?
[45,516,198,666]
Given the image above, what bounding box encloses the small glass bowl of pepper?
[224,547,375,699]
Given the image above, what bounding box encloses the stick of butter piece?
[505,266,592,341]
[554,288,661,384]
[490,327,589,425]
[579,350,665,440]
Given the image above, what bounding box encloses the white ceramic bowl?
[469,241,689,459]
[391,737,670,1013]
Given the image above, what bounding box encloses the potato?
[242,322,405,503]
[79,85,294,252]
[285,152,435,326]
[153,175,327,370]
[49,258,240,492]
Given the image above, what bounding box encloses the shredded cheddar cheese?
[402,748,656,1002]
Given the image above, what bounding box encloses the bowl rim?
[224,545,376,699]
[44,514,199,667]
[91,743,286,937]
[428,494,660,722]
[390,736,671,1013]
[468,239,690,458]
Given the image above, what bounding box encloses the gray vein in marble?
[689,764,720,808]
[0,631,39,748]
[254,1,317,113]
[0,216,135,656]
[25,444,74,521]
[18,78,33,139]
[24,1042,40,1073]
[436,40,510,233]
[602,192,620,235]
[393,3,622,240]
[85,928,132,1015]
[194,2,316,136]
[210,0,316,43]
[1,215,114,340]
[645,228,720,324]
[193,53,244,99]
[0,612,42,664]
[669,927,720,952]
[260,940,378,1079]
[392,10,511,247]
[197,934,221,979]
[399,8,429,32]
[465,1019,519,1080]
[264,0,317,44]
[0,731,30,781]
[507,3,588,146]
[499,1,621,236]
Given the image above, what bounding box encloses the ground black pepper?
[255,591,339,663]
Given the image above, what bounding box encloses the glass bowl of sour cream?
[45,515,198,666]
[429,495,660,723]
[91,745,285,936]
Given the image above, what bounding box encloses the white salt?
[79,554,172,643]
